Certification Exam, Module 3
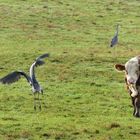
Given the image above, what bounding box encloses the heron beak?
[128,84,138,97]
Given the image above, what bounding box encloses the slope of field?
[0,0,140,140]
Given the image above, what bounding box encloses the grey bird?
[110,24,119,47]
[0,53,49,110]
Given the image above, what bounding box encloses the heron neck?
[116,26,119,35]
[30,62,37,81]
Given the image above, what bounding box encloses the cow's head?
[115,56,140,97]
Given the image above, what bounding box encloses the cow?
[115,56,140,117]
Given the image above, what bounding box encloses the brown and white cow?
[115,56,140,117]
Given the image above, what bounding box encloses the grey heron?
[110,24,119,47]
[0,53,49,110]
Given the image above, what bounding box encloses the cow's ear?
[114,64,125,71]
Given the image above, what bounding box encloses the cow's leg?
[134,98,140,117]
[137,97,140,117]
[134,108,139,117]
[133,107,136,116]
[131,97,136,116]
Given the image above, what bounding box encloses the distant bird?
[0,53,49,110]
[110,24,119,47]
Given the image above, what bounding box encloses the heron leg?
[34,93,37,110]
[41,89,43,95]
[38,93,42,111]
[42,93,47,109]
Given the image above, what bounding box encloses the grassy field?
[0,0,140,140]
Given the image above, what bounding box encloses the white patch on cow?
[129,84,138,97]
[125,57,140,97]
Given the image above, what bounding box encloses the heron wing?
[35,53,49,67]
[29,53,49,81]
[18,71,32,84]
[36,53,49,61]
[110,35,118,47]
[0,71,31,84]
[35,60,45,67]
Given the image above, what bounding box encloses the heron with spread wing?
[0,53,49,110]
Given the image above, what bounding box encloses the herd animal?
[115,56,140,117]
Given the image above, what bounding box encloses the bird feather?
[0,71,31,84]
[36,53,49,61]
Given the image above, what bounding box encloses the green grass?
[1,0,140,139]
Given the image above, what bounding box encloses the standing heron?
[0,53,49,110]
[110,24,119,47]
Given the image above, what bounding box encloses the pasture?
[0,0,140,139]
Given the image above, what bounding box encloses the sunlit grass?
[0,0,140,140]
